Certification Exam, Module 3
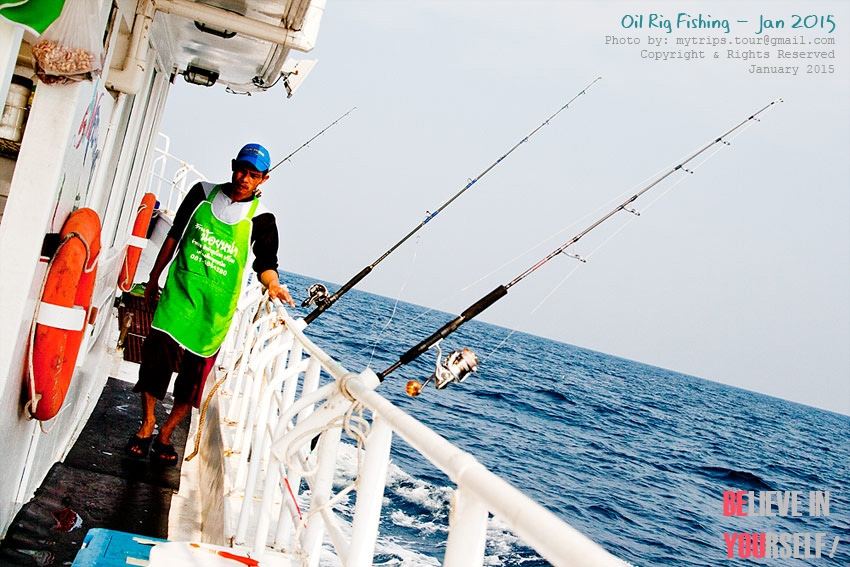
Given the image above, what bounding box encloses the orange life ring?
[28,208,101,421]
[118,192,156,292]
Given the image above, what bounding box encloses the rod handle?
[378,285,508,380]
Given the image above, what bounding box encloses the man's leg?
[157,401,192,445]
[125,392,159,457]
[133,330,182,442]
[151,347,217,462]
[138,392,158,438]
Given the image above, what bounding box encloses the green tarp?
[0,0,65,35]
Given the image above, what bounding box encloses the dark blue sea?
[282,272,850,566]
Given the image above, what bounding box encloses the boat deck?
[0,378,189,565]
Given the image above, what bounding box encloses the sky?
[158,1,850,415]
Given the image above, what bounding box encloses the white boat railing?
[147,133,208,213]
[204,284,624,566]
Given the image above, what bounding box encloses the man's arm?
[260,269,295,306]
[144,184,205,304]
[251,212,294,307]
[144,236,178,304]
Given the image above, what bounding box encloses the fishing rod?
[377,98,783,395]
[301,77,604,324]
[268,107,356,173]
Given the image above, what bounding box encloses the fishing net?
[32,0,103,84]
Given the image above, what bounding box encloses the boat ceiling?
[150,0,310,92]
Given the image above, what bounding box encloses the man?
[126,143,295,464]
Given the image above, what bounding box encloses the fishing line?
[482,329,518,362]
[480,260,583,363]
[459,149,693,293]
[380,98,783,390]
[503,106,778,290]
[267,107,356,173]
[441,112,760,365]
[366,235,422,368]
[521,120,756,308]
[387,184,638,338]
[477,125,752,359]
[383,124,735,348]
[460,192,625,292]
[301,77,604,324]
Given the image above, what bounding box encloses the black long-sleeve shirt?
[168,182,279,275]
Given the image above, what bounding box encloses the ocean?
[282,271,850,566]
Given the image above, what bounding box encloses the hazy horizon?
[283,267,850,418]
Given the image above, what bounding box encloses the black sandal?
[125,434,153,459]
[149,437,178,466]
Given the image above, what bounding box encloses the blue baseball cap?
[234,143,271,172]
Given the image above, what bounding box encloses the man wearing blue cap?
[127,143,295,464]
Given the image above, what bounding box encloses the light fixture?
[183,65,219,87]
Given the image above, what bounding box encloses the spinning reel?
[302,283,332,309]
[406,342,479,397]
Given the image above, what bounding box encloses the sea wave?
[695,466,774,491]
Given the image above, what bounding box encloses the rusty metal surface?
[117,293,181,371]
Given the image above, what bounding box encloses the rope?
[38,404,72,434]
[185,294,269,462]
[278,396,372,556]
[183,367,227,462]
[342,401,370,475]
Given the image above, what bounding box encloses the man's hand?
[144,278,161,306]
[143,237,177,307]
[259,269,295,307]
[268,282,296,307]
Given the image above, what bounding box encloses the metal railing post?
[347,415,393,566]
[273,356,322,549]
[296,357,322,423]
[236,360,308,544]
[226,312,279,424]
[300,423,342,567]
[443,487,489,567]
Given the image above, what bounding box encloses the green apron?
[152,185,258,356]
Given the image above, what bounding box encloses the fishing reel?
[406,343,479,397]
[302,283,331,309]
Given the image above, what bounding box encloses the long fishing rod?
[268,107,356,173]
[301,77,604,324]
[378,98,783,395]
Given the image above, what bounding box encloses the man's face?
[231,160,269,197]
